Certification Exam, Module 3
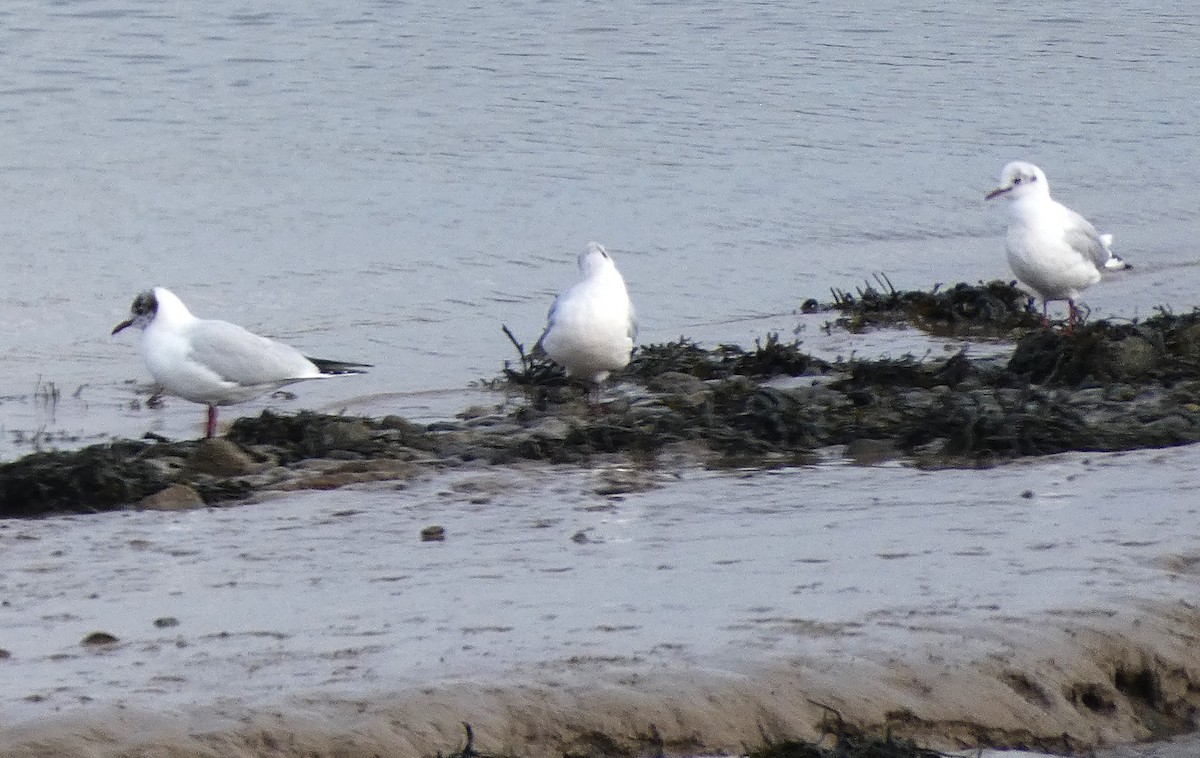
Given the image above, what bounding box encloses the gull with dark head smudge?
[986,160,1129,329]
[112,287,368,438]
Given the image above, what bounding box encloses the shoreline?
[2,283,1200,756]
[1,452,1199,756]
[6,281,1200,517]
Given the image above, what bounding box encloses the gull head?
[111,290,160,335]
[577,241,616,278]
[111,286,193,335]
[985,161,1049,201]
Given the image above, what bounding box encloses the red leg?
[206,405,218,438]
[1041,300,1050,329]
[1066,300,1079,335]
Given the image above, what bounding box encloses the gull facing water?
[535,242,637,387]
[112,287,368,438]
[986,160,1129,327]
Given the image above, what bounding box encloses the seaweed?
[831,277,1042,333]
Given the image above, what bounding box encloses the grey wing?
[531,294,562,356]
[187,320,317,387]
[1062,209,1111,269]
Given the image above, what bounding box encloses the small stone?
[456,405,493,421]
[136,484,205,511]
[0,648,11,660]
[844,438,898,465]
[1102,336,1156,378]
[379,415,423,433]
[1021,490,1034,499]
[186,438,257,477]
[647,371,707,397]
[571,530,591,544]
[153,617,180,629]
[81,631,119,647]
[529,417,572,441]
[322,420,374,449]
[420,525,445,542]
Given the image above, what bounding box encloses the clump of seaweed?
[1005,310,1200,387]
[497,325,566,388]
[227,410,436,463]
[626,334,830,382]
[0,441,173,517]
[831,276,1041,333]
[15,304,1200,518]
[831,350,989,393]
[625,337,729,380]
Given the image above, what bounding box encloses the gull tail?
[308,357,372,375]
[1099,233,1131,270]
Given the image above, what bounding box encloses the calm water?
[3,4,1200,753]
[0,1,1198,449]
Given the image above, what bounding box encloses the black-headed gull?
[986,160,1129,328]
[535,242,637,389]
[112,287,368,438]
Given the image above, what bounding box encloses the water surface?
[1,2,1200,753]
[0,0,1197,452]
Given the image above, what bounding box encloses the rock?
[529,416,573,441]
[456,405,494,421]
[647,371,708,396]
[153,617,180,628]
[1101,335,1157,378]
[420,525,445,542]
[81,631,119,647]
[186,438,257,477]
[379,415,422,432]
[321,419,373,450]
[136,484,205,511]
[844,438,899,465]
[284,459,416,491]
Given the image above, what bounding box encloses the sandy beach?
[1,441,1198,756]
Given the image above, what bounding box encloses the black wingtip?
[309,357,372,375]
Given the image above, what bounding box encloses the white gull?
[535,242,637,387]
[112,286,368,438]
[986,160,1129,327]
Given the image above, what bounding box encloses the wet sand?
[1,443,1198,756]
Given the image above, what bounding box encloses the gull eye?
[1012,176,1022,184]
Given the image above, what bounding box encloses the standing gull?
[112,287,368,438]
[986,160,1128,328]
[535,242,637,393]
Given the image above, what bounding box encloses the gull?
[534,242,637,392]
[986,160,1129,328]
[112,287,368,438]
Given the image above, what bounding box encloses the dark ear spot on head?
[133,291,158,317]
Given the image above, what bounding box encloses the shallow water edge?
[3,287,1200,756]
[7,283,1200,517]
